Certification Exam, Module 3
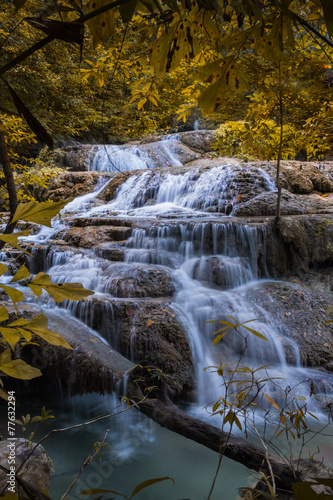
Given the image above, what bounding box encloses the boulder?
[0,438,51,495]
[98,262,176,297]
[232,190,333,217]
[44,171,106,202]
[71,297,194,396]
[246,280,333,372]
[178,130,217,153]
[280,162,333,194]
[264,215,333,277]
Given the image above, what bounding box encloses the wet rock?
[0,249,30,275]
[281,162,333,194]
[94,243,124,262]
[264,215,333,277]
[139,139,200,165]
[247,280,333,372]
[72,297,194,396]
[99,170,139,202]
[99,263,176,297]
[44,171,107,202]
[189,256,252,289]
[0,438,52,494]
[233,189,333,217]
[62,225,132,248]
[179,130,217,153]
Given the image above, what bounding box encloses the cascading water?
[89,138,183,172]
[3,137,333,499]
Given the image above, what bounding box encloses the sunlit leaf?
[264,394,280,410]
[0,285,24,304]
[241,325,268,341]
[10,264,30,283]
[85,0,117,46]
[0,231,30,254]
[11,199,71,227]
[0,327,22,349]
[0,306,9,322]
[0,263,9,277]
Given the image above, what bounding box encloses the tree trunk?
[0,128,17,250]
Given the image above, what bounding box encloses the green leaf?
[0,231,31,254]
[0,285,24,304]
[0,349,42,380]
[11,199,72,227]
[0,306,9,322]
[130,477,174,499]
[0,388,9,401]
[10,264,30,283]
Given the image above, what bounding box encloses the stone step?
[62,225,132,248]
[67,217,133,228]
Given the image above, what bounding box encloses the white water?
[77,162,275,219]
[89,139,183,172]
[5,137,332,498]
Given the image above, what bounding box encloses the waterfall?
[15,137,333,422]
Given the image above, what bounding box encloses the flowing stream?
[1,136,333,498]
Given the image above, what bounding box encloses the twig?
[16,397,145,476]
[60,428,109,500]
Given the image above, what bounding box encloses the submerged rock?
[0,438,51,495]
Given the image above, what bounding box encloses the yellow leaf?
[0,349,42,380]
[138,98,147,110]
[0,285,24,304]
[85,0,116,46]
[147,319,153,326]
[264,393,280,410]
[21,314,73,349]
[0,306,9,323]
[11,199,72,228]
[10,264,30,283]
[0,327,22,349]
[0,263,9,276]
[148,95,158,106]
